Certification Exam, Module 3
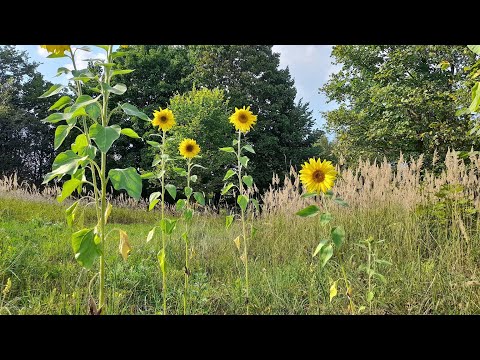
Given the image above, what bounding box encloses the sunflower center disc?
[238,114,248,123]
[160,116,167,122]
[312,170,325,182]
[186,145,194,152]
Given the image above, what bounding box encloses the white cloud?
[37,46,49,57]
[65,47,107,71]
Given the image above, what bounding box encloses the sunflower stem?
[184,158,192,315]
[161,130,167,315]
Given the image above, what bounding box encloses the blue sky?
[14,45,339,135]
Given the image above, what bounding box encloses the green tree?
[167,87,231,201]
[321,45,478,165]
[0,45,54,185]
[187,45,323,191]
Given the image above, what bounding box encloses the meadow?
[2,149,480,315]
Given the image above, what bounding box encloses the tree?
[167,87,232,200]
[187,45,323,191]
[0,46,54,185]
[321,45,479,165]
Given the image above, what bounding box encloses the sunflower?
[152,108,176,132]
[179,138,201,159]
[40,45,70,55]
[299,158,337,194]
[229,106,257,133]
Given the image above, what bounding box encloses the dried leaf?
[119,230,131,261]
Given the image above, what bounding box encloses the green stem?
[161,130,167,315]
[237,131,249,315]
[184,158,192,315]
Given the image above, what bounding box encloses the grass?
[1,190,480,315]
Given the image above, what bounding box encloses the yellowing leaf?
[233,236,241,251]
[119,230,131,261]
[330,280,338,302]
[240,253,247,265]
[104,202,112,225]
[146,227,155,243]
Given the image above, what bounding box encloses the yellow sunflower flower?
[179,138,201,159]
[152,108,176,132]
[40,45,71,55]
[120,45,129,48]
[229,106,257,133]
[299,158,337,194]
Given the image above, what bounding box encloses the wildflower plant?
[220,106,258,315]
[40,45,150,314]
[146,107,178,315]
[176,138,205,314]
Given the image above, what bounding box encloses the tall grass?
[1,150,480,314]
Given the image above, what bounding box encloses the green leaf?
[184,209,193,221]
[301,192,318,198]
[190,175,198,183]
[55,67,70,77]
[319,244,333,268]
[165,184,177,200]
[319,212,333,225]
[147,140,161,148]
[71,134,88,154]
[331,226,345,247]
[455,108,471,117]
[251,198,260,213]
[149,192,161,211]
[438,60,450,71]
[373,272,387,284]
[221,182,234,195]
[333,197,349,207]
[232,139,239,146]
[54,125,72,150]
[39,84,65,98]
[42,112,70,124]
[101,82,127,95]
[71,95,98,112]
[71,228,100,269]
[65,200,79,228]
[173,167,188,176]
[219,147,235,153]
[313,239,329,257]
[194,192,205,206]
[239,156,249,168]
[242,144,255,154]
[226,215,234,230]
[223,169,236,181]
[325,189,334,199]
[184,186,193,198]
[57,177,83,203]
[108,167,143,200]
[237,195,249,212]
[140,172,155,179]
[158,248,166,275]
[86,102,101,121]
[120,128,140,139]
[367,291,374,302]
[121,103,150,122]
[89,124,121,153]
[467,45,480,55]
[191,164,206,170]
[470,82,480,113]
[160,218,177,235]
[49,96,72,111]
[112,69,135,77]
[242,175,253,188]
[176,199,186,211]
[43,151,88,184]
[296,205,320,217]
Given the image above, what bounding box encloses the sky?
[14,45,339,136]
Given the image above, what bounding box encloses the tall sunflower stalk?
[296,158,347,312]
[147,108,177,315]
[177,138,204,315]
[220,106,257,315]
[39,45,147,314]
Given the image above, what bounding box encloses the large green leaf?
[239,156,249,168]
[470,82,480,113]
[49,96,72,111]
[54,125,72,150]
[242,175,253,188]
[42,112,70,124]
[221,182,234,195]
[71,134,88,154]
[160,218,177,235]
[313,239,329,258]
[65,200,79,228]
[89,124,121,153]
[71,228,101,268]
[296,205,320,217]
[219,147,235,153]
[149,191,161,211]
[223,169,236,181]
[226,215,234,230]
[101,82,127,95]
[121,103,150,122]
[467,45,480,55]
[319,244,333,268]
[120,128,140,139]
[86,102,101,121]
[194,192,205,206]
[331,226,345,247]
[39,84,65,98]
[108,167,143,200]
[112,69,135,77]
[237,195,249,212]
[242,144,255,154]
[319,212,333,225]
[43,150,88,184]
[165,184,177,199]
[57,177,83,203]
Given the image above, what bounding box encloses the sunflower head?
[179,138,201,159]
[120,45,129,48]
[152,108,176,132]
[40,45,71,55]
[229,106,257,133]
[299,158,337,194]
